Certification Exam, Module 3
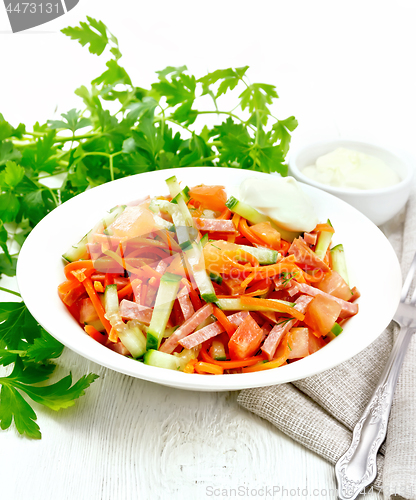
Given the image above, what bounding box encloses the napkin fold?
[238,188,416,500]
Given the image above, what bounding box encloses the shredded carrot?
[200,348,266,368]
[213,305,237,337]
[183,359,198,374]
[94,280,105,293]
[231,212,241,230]
[138,264,163,280]
[82,276,112,334]
[244,279,272,296]
[58,279,78,295]
[61,282,86,306]
[117,281,133,300]
[194,361,224,375]
[239,296,305,321]
[84,325,107,345]
[218,208,232,220]
[64,260,95,280]
[238,218,269,247]
[108,327,119,343]
[182,278,202,310]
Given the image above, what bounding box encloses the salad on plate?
[58,175,359,375]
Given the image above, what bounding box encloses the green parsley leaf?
[61,16,109,56]
[0,384,41,439]
[48,109,91,134]
[1,16,298,439]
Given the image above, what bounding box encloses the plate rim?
[17,167,402,391]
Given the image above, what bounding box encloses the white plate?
[17,167,401,391]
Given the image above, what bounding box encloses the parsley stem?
[197,110,256,132]
[25,131,96,143]
[109,155,114,182]
[164,117,193,134]
[47,187,59,207]
[0,286,21,298]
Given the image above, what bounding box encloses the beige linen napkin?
[238,188,416,500]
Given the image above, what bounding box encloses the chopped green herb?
[287,342,292,351]
[210,243,222,251]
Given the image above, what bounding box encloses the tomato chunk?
[250,222,280,248]
[289,237,330,272]
[303,294,342,337]
[188,185,227,212]
[317,271,351,301]
[287,328,310,359]
[228,315,263,360]
[79,298,99,324]
[308,330,326,354]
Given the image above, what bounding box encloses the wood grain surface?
[1,349,381,500]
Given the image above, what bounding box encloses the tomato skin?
[317,271,351,301]
[303,294,342,337]
[250,222,280,248]
[228,315,263,360]
[188,185,227,212]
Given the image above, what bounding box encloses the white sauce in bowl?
[302,147,401,190]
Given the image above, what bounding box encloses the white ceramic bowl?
[289,139,414,226]
[17,167,401,391]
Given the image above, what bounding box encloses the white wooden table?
[1,1,415,498]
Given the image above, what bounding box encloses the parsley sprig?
[0,302,98,438]
[0,16,298,438]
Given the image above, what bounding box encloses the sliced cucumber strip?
[209,272,223,285]
[165,176,193,226]
[226,197,300,242]
[62,205,126,262]
[85,319,105,332]
[216,298,295,311]
[200,233,209,247]
[151,199,195,248]
[171,185,190,204]
[104,285,146,357]
[62,231,90,263]
[104,284,119,315]
[238,244,280,265]
[184,241,217,303]
[144,350,179,370]
[173,348,199,370]
[210,340,227,361]
[315,219,333,260]
[330,244,350,286]
[121,321,147,358]
[146,273,182,350]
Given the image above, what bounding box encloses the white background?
[1,1,415,499]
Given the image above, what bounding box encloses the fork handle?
[335,324,414,500]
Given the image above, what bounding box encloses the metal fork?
[335,252,416,500]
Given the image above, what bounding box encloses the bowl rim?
[288,138,414,197]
